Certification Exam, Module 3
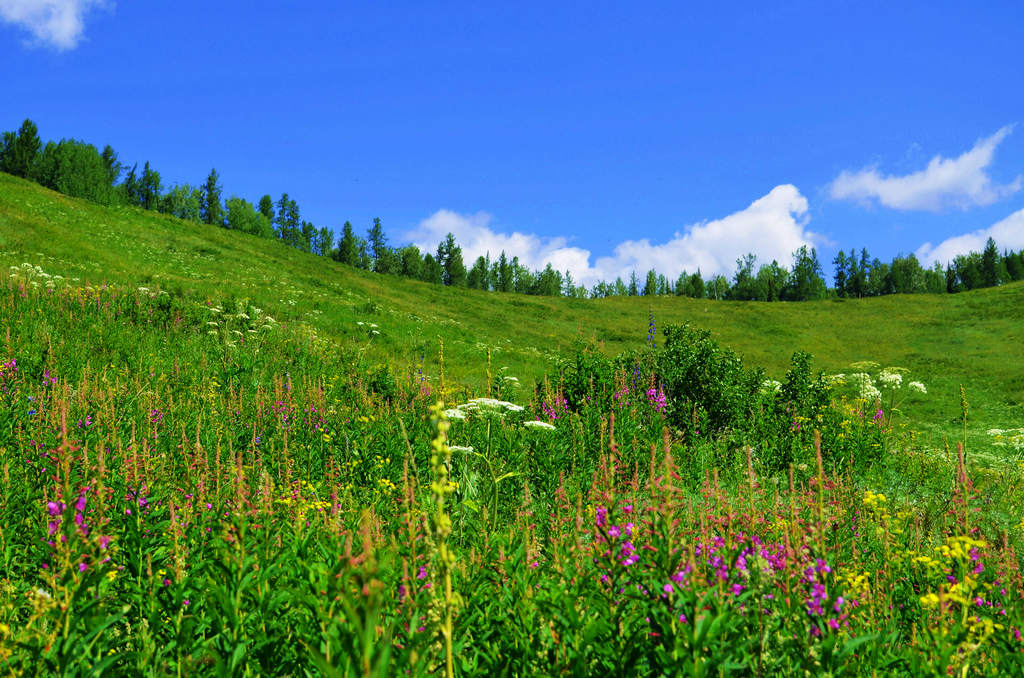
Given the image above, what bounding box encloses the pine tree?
[436,233,467,286]
[334,221,360,265]
[689,270,705,299]
[642,269,658,296]
[757,261,788,301]
[563,269,576,297]
[399,245,423,278]
[535,264,562,296]
[420,253,443,284]
[730,253,759,300]
[783,246,826,301]
[300,221,316,253]
[258,195,274,223]
[315,227,334,256]
[833,250,848,297]
[981,237,1001,287]
[467,256,490,289]
[139,161,162,211]
[0,118,42,178]
[122,164,141,206]
[201,169,224,226]
[674,270,690,296]
[495,251,512,292]
[367,218,388,270]
[100,145,121,186]
[274,193,301,247]
[1006,249,1024,281]
[856,249,871,297]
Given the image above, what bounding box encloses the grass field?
[2,171,1024,674]
[2,172,1022,460]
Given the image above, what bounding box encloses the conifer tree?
[258,194,275,223]
[334,221,361,266]
[100,145,121,186]
[981,237,1001,287]
[833,250,848,297]
[367,218,388,269]
[201,169,224,226]
[436,233,467,286]
[139,161,162,211]
[0,118,42,178]
[274,193,301,247]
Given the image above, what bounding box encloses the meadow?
[2,173,1024,675]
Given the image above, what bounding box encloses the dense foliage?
[1,267,1023,675]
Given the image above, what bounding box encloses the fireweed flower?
[540,395,569,422]
[646,388,666,412]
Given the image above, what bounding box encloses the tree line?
[3,118,1023,301]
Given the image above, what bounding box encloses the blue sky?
[2,1,1023,285]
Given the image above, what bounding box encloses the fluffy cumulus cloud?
[0,0,108,50]
[916,207,1024,267]
[829,126,1022,211]
[405,185,818,287]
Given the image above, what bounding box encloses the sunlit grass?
[2,171,1024,674]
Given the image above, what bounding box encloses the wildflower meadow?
[1,260,1024,677]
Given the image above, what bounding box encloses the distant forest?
[3,118,1023,301]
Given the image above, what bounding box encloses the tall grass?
[1,273,1023,675]
[2,169,1024,458]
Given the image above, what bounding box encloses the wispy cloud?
[916,207,1024,267]
[829,126,1021,211]
[405,184,818,287]
[0,0,108,51]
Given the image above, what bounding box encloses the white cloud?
[829,126,1021,211]
[0,0,108,50]
[916,207,1024,267]
[405,184,818,287]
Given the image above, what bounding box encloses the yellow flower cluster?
[862,491,891,526]
[936,535,986,562]
[837,569,871,601]
[862,490,887,508]
[274,480,332,522]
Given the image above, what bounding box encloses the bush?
[657,323,763,437]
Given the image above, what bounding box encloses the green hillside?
[6,170,1024,674]
[2,170,1023,459]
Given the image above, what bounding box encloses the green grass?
[2,169,1023,460]
[4,170,1024,674]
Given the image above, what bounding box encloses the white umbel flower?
[878,370,903,390]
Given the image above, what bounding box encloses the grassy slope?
[2,171,1022,460]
